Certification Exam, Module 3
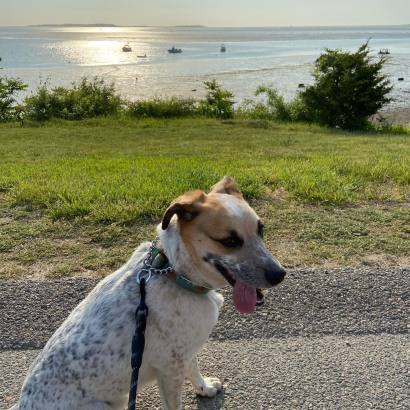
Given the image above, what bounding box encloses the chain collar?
[136,238,211,294]
[136,238,173,285]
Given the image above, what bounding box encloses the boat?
[137,54,147,58]
[122,44,132,52]
[220,44,226,53]
[168,46,182,54]
[378,49,390,55]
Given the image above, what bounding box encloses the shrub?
[300,42,392,130]
[24,77,123,121]
[255,86,292,121]
[236,98,271,120]
[127,98,199,118]
[200,80,234,119]
[237,87,309,122]
[0,77,27,122]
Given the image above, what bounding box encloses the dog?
[12,176,286,410]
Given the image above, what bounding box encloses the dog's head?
[158,176,286,314]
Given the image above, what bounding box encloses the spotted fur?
[13,177,285,410]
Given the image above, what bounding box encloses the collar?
[150,245,211,295]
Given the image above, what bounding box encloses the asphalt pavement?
[0,267,409,409]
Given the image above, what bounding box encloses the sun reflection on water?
[80,40,123,65]
[51,39,152,66]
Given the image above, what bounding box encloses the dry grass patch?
[1,201,408,279]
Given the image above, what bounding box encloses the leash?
[127,277,148,410]
[127,238,211,409]
[127,239,172,410]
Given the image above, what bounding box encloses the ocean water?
[1,25,410,107]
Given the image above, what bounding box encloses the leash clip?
[136,269,152,285]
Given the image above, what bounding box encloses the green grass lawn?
[0,118,409,278]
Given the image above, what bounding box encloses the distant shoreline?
[11,23,410,29]
[28,24,139,28]
[26,24,206,28]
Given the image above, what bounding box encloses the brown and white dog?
[13,177,286,410]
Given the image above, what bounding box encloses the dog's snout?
[264,265,286,286]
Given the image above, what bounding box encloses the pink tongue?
[233,280,257,314]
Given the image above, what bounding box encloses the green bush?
[237,87,309,122]
[200,80,234,119]
[24,77,123,121]
[236,98,271,120]
[300,42,392,130]
[255,86,292,121]
[127,98,199,118]
[0,77,27,122]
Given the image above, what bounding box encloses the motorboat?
[122,44,132,52]
[168,46,182,54]
[378,49,390,55]
[220,44,226,53]
[137,54,147,58]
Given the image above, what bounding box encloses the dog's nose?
[264,266,286,286]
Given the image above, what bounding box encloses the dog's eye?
[217,231,243,249]
[257,221,264,238]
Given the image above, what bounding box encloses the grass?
[0,118,409,278]
[127,98,200,119]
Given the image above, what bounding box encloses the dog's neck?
[157,221,211,289]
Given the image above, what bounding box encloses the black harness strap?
[128,277,148,410]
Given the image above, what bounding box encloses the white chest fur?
[143,277,223,367]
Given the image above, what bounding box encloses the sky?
[1,0,410,27]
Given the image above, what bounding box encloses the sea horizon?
[1,23,410,28]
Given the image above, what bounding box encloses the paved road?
[0,267,409,409]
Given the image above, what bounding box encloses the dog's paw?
[195,377,222,398]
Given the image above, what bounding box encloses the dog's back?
[13,241,221,409]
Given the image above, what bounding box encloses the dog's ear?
[162,190,206,230]
[210,176,243,199]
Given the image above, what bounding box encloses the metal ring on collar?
[137,269,152,285]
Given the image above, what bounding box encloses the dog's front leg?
[187,356,222,398]
[157,371,185,410]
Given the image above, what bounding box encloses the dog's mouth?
[213,260,264,315]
